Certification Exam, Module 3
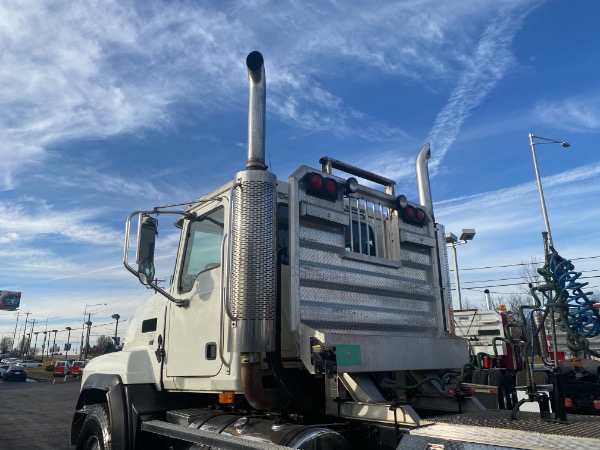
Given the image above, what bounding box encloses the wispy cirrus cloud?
[427,1,542,173]
[534,94,600,132]
[1,0,524,190]
[0,201,122,246]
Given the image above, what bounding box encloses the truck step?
[141,419,291,450]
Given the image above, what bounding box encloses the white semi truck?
[71,52,600,450]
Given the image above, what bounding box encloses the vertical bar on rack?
[356,198,362,254]
[348,198,354,252]
[364,199,370,256]
[371,202,378,257]
[379,204,386,259]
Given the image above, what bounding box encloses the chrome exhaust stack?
[228,51,277,354]
[416,142,433,217]
[228,51,281,409]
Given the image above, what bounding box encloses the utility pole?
[12,312,20,354]
[26,318,37,357]
[41,331,47,363]
[79,303,107,359]
[33,332,40,360]
[84,319,93,361]
[20,311,31,356]
[50,330,58,362]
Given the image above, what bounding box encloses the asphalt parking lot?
[0,378,80,449]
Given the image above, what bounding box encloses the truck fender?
[71,373,128,450]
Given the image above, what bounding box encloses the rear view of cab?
[68,361,86,377]
[52,360,71,377]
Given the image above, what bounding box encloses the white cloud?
[436,163,600,302]
[535,94,600,132]
[427,1,542,173]
[1,0,533,190]
[0,202,121,245]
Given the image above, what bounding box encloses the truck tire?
[473,370,488,385]
[76,403,112,450]
[487,369,499,388]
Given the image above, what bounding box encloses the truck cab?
[72,51,476,450]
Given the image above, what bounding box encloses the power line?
[456,274,600,291]
[451,254,600,272]
[458,268,600,286]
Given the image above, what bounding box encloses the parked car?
[67,361,86,377]
[52,360,71,377]
[1,357,21,364]
[3,365,27,381]
[17,360,42,368]
[0,364,10,376]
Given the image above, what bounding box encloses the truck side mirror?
[136,215,157,285]
[138,257,156,286]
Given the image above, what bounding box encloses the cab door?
[165,204,227,378]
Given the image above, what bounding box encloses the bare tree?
[0,336,11,353]
[96,335,113,353]
[460,296,479,310]
[518,256,544,295]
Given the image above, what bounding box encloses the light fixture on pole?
[445,229,476,310]
[528,133,570,251]
[65,327,72,361]
[111,314,121,347]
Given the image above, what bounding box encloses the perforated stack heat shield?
[227,169,277,352]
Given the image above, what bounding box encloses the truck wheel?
[487,369,499,388]
[77,404,112,450]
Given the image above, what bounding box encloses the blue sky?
[1,0,599,349]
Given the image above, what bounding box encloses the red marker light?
[594,399,600,410]
[310,173,323,190]
[325,179,337,195]
[564,397,573,408]
[405,206,415,218]
[416,209,425,222]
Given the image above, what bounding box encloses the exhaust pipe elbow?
[241,353,289,410]
[416,142,433,217]
[246,51,267,170]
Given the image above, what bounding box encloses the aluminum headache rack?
[400,410,600,450]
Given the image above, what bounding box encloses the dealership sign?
[0,291,21,311]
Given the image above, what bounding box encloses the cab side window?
[179,207,224,293]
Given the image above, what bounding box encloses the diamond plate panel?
[288,166,469,371]
[296,204,440,337]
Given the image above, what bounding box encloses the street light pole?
[84,321,92,361]
[111,314,120,347]
[33,332,39,359]
[11,312,20,354]
[450,244,462,309]
[65,327,72,361]
[50,330,58,362]
[528,133,570,250]
[41,331,47,363]
[446,229,477,310]
[79,303,107,359]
